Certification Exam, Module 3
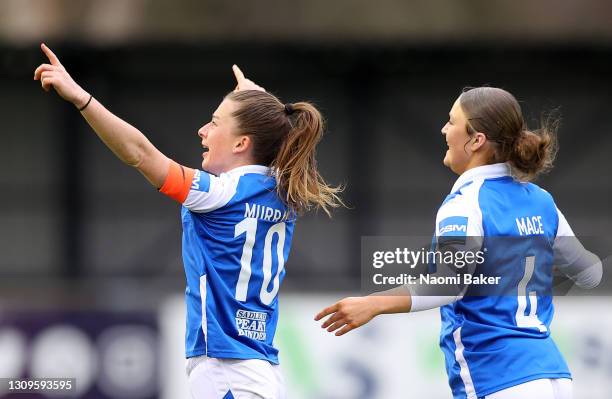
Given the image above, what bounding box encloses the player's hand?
[232,65,266,92]
[34,43,90,108]
[314,296,379,336]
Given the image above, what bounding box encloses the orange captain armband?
[159,161,196,203]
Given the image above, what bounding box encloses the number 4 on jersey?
[515,255,548,333]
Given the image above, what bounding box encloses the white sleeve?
[183,170,241,213]
[434,185,484,276]
[407,184,485,311]
[159,162,240,213]
[435,192,484,237]
[553,207,602,289]
[408,291,457,312]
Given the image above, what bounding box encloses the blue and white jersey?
[160,161,295,364]
[434,163,572,399]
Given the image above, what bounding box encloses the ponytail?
[273,102,344,216]
[509,116,558,181]
[226,90,344,216]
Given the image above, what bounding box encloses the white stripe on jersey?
[199,275,208,353]
[453,327,477,399]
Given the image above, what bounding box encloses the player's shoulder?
[525,181,556,202]
[436,179,486,237]
[183,168,249,213]
[478,176,555,204]
[439,179,483,215]
[188,168,243,194]
[212,167,280,210]
[230,169,277,200]
[524,182,561,225]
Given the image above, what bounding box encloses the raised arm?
[34,43,169,187]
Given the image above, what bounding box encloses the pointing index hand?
[41,43,64,68]
[231,64,266,93]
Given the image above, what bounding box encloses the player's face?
[198,99,243,174]
[441,97,472,175]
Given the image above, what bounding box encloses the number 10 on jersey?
[234,218,286,305]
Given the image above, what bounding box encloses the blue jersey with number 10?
[161,162,295,364]
[434,163,572,399]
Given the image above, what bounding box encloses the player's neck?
[220,156,262,174]
[461,154,492,174]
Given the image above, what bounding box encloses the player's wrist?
[368,295,391,316]
[370,295,410,315]
[74,90,91,111]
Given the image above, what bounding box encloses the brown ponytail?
[226,90,344,216]
[459,87,559,181]
[272,101,344,216]
[510,123,558,181]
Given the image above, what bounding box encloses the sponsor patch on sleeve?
[438,216,468,245]
[191,170,211,192]
[438,216,468,236]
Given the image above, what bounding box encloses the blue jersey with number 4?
[160,162,294,364]
[434,163,572,399]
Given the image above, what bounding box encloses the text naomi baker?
[372,273,501,286]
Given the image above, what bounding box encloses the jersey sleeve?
[553,207,602,289]
[159,160,237,213]
[435,190,484,288]
[555,207,575,237]
[435,192,484,240]
[407,186,485,309]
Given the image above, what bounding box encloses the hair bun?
[509,129,556,181]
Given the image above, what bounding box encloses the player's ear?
[471,132,487,151]
[233,135,252,154]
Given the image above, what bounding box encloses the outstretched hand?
[314,296,379,336]
[232,65,266,92]
[34,43,90,108]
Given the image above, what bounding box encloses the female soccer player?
[35,43,343,399]
[316,87,602,399]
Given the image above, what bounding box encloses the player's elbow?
[124,153,143,168]
[574,253,603,289]
[125,139,153,168]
